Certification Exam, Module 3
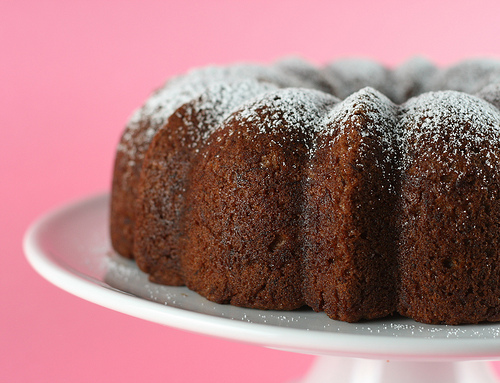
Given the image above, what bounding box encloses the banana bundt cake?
[110,57,500,324]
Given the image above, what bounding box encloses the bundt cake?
[110,57,500,325]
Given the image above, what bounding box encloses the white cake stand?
[24,194,500,383]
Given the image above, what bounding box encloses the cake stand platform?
[24,194,500,383]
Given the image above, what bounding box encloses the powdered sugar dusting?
[429,59,500,95]
[117,63,292,156]
[229,88,338,149]
[400,91,500,174]
[322,58,395,101]
[175,79,278,149]
[273,56,333,93]
[118,58,500,160]
[476,82,500,110]
[391,57,437,103]
[113,57,500,206]
[318,87,399,158]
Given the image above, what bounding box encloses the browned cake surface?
[303,89,400,322]
[133,106,199,285]
[133,81,276,285]
[109,65,292,259]
[181,89,336,310]
[398,92,500,324]
[110,117,155,259]
[109,83,204,259]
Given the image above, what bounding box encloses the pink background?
[3,0,500,381]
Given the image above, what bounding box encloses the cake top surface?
[429,58,500,95]
[125,57,500,133]
[179,79,278,146]
[323,58,393,100]
[233,87,338,136]
[400,90,500,174]
[319,87,399,159]
[117,57,500,170]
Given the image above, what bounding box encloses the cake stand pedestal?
[295,357,497,383]
[24,194,500,383]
